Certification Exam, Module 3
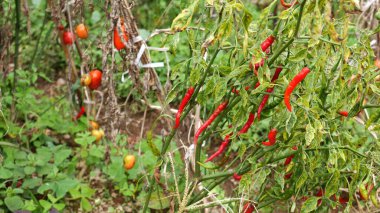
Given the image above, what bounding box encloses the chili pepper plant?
[143,1,380,212]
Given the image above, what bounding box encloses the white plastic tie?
[134,44,146,65]
[140,62,165,68]
[121,70,130,82]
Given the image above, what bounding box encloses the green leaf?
[148,190,170,210]
[286,113,297,135]
[325,171,340,197]
[39,200,52,211]
[165,83,180,104]
[171,0,199,31]
[81,198,92,211]
[253,168,271,191]
[54,148,72,165]
[0,167,13,179]
[55,178,79,199]
[24,166,36,175]
[53,203,65,211]
[369,84,380,95]
[24,199,37,211]
[296,171,308,190]
[289,49,308,62]
[190,68,201,85]
[5,196,24,211]
[301,196,319,213]
[305,123,315,146]
[23,178,42,189]
[278,9,292,20]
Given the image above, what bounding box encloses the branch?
[11,0,21,122]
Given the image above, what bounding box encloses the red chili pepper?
[238,113,255,134]
[280,0,298,8]
[262,128,277,146]
[284,155,294,166]
[257,67,283,120]
[254,82,260,89]
[205,132,232,162]
[243,202,255,213]
[174,87,194,129]
[338,110,348,117]
[284,146,298,166]
[339,196,348,204]
[250,36,276,75]
[233,173,242,181]
[75,106,86,120]
[284,172,292,179]
[232,86,251,95]
[194,101,229,145]
[261,35,275,52]
[316,189,324,206]
[284,67,311,112]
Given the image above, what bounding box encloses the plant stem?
[294,0,307,37]
[305,146,366,158]
[0,142,30,153]
[30,2,49,68]
[142,47,221,213]
[267,38,294,66]
[11,0,21,122]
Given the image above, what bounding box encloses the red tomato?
[113,18,128,50]
[63,31,74,45]
[88,70,102,90]
[75,23,89,39]
[243,202,255,213]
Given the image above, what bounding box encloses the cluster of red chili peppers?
[174,33,317,182]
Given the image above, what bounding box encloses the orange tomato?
[88,70,102,90]
[89,120,99,130]
[91,129,104,142]
[80,74,92,86]
[113,18,128,50]
[375,58,380,69]
[75,23,89,39]
[63,31,74,45]
[123,155,136,170]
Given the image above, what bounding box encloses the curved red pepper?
[257,67,283,120]
[238,113,255,134]
[233,173,242,181]
[284,67,311,112]
[194,101,228,145]
[284,146,298,166]
[280,0,298,8]
[262,128,277,146]
[250,35,276,75]
[75,106,86,120]
[174,87,194,129]
[205,132,232,162]
[338,110,348,117]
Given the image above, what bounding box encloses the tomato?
[91,129,104,142]
[123,155,136,170]
[242,202,255,213]
[80,74,92,86]
[113,18,128,50]
[63,31,74,45]
[89,120,99,130]
[75,23,89,39]
[88,70,102,90]
[375,58,380,69]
